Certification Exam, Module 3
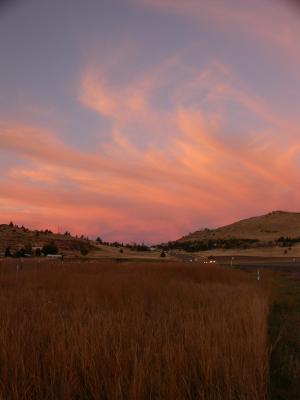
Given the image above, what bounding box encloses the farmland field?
[0,259,269,400]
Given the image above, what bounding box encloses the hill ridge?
[0,223,94,255]
[178,210,300,243]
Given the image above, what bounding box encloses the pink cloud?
[1,110,300,243]
[1,48,300,242]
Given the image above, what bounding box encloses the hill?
[0,223,165,260]
[0,223,95,256]
[161,211,300,253]
[179,211,300,243]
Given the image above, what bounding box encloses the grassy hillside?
[179,211,300,243]
[0,224,165,260]
[0,223,95,255]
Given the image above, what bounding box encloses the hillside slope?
[179,211,300,243]
[0,223,95,254]
[0,223,165,260]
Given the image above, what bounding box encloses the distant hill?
[0,223,168,260]
[0,223,96,255]
[178,211,300,243]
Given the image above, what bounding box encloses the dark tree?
[42,241,58,255]
[24,243,32,255]
[5,247,11,257]
[35,248,42,257]
[15,248,26,258]
[80,246,89,256]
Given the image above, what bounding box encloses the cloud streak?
[135,0,300,67]
[1,53,300,242]
[1,0,300,242]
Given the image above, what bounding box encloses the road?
[171,253,202,263]
[216,256,300,272]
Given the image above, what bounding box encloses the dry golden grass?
[182,210,300,242]
[0,260,269,400]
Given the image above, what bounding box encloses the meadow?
[0,260,269,400]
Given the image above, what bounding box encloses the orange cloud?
[1,105,300,243]
[2,48,300,242]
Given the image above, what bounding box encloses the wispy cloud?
[134,0,300,72]
[2,0,300,242]
[1,52,300,241]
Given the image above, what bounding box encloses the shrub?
[24,243,32,255]
[35,248,42,257]
[80,247,89,256]
[15,248,26,258]
[42,241,58,255]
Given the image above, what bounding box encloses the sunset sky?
[1,0,300,243]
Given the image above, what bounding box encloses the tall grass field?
[0,260,269,399]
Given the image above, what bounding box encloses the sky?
[1,0,300,243]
